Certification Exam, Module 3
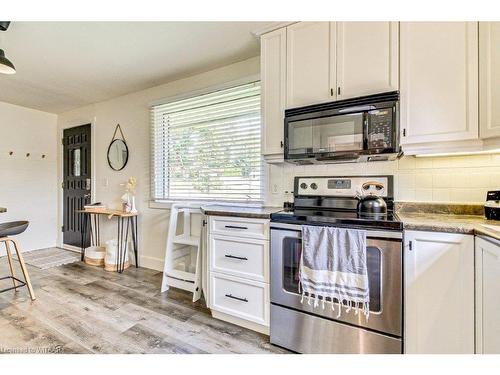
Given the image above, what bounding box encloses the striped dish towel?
[300,225,370,319]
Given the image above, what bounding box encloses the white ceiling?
[0,22,270,113]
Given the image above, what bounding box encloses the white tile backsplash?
[415,173,433,189]
[265,154,500,205]
[432,188,451,202]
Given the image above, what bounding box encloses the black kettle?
[357,181,387,215]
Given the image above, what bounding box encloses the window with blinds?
[151,81,262,202]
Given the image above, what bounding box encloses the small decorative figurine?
[121,176,137,213]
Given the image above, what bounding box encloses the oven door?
[270,222,402,337]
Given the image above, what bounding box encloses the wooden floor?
[0,250,288,354]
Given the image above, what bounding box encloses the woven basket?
[84,246,105,267]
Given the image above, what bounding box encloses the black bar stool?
[0,221,35,300]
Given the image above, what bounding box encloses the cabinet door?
[336,22,399,99]
[261,28,286,156]
[476,236,500,354]
[404,230,474,354]
[286,22,335,108]
[480,22,500,139]
[400,22,479,145]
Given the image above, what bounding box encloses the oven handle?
[270,222,402,239]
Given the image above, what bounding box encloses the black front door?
[63,124,91,247]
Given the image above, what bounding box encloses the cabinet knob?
[330,88,334,96]
[280,141,284,148]
[337,87,341,95]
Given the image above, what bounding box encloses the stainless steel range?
[270,176,403,354]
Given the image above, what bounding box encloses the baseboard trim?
[34,243,164,272]
[139,255,164,272]
[62,244,81,253]
[0,244,58,256]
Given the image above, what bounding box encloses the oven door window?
[282,236,382,313]
[283,236,302,294]
[287,113,364,156]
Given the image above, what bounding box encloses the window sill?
[149,200,264,210]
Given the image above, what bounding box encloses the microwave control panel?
[367,109,394,150]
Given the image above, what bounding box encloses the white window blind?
[151,81,262,202]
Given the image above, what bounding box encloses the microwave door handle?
[338,105,376,113]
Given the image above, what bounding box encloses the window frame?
[149,74,264,209]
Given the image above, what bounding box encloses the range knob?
[310,183,318,190]
[300,182,308,190]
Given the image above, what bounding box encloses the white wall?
[266,154,500,207]
[57,56,260,271]
[0,101,58,253]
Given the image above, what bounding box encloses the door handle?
[225,294,248,303]
[224,225,248,230]
[224,254,248,261]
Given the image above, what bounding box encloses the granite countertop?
[0,207,6,213]
[396,212,500,239]
[201,205,282,219]
[395,202,500,240]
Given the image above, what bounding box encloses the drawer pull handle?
[225,294,248,303]
[224,225,248,230]
[225,254,248,261]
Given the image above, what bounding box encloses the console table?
[77,208,139,273]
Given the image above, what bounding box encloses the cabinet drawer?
[209,216,269,240]
[210,273,269,327]
[210,235,269,282]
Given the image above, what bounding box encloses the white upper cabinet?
[475,236,500,354]
[286,22,335,108]
[480,22,500,139]
[336,22,399,99]
[400,22,479,145]
[404,230,474,354]
[261,28,286,157]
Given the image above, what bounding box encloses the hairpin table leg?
[81,213,88,261]
[116,217,121,272]
[131,216,138,268]
[123,217,130,273]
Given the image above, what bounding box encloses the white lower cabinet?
[207,215,270,334]
[210,235,269,283]
[404,230,474,354]
[475,235,500,354]
[210,273,269,327]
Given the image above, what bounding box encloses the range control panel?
[295,176,391,198]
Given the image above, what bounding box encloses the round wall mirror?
[107,139,129,171]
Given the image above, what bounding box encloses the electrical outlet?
[272,183,279,194]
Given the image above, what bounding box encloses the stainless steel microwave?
[284,91,401,164]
